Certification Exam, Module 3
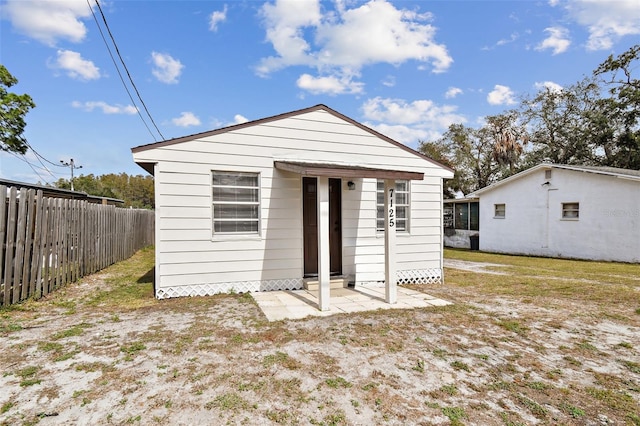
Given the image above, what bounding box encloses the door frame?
[302,177,342,277]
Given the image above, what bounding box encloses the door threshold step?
[303,276,350,291]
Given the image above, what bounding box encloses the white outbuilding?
[469,163,640,263]
[131,105,454,310]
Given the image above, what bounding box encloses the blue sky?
[1,0,639,185]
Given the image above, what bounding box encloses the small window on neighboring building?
[212,171,260,234]
[376,180,409,232]
[562,202,579,219]
[494,204,506,218]
[545,169,552,179]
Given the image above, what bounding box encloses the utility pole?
[60,158,82,191]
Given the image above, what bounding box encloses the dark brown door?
[303,177,342,277]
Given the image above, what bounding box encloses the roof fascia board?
[470,164,547,196]
[551,164,640,181]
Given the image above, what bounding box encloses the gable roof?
[131,104,453,175]
[470,163,640,196]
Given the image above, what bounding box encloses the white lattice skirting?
[156,278,303,299]
[155,269,442,299]
[398,268,443,285]
[358,268,443,287]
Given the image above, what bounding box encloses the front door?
[303,177,342,277]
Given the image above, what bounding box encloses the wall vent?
[544,169,552,179]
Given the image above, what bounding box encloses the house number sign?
[388,188,395,228]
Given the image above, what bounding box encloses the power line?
[26,142,64,169]
[89,0,166,141]
[6,151,56,185]
[86,0,157,141]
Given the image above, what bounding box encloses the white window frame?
[212,171,260,235]
[562,202,579,220]
[376,179,409,232]
[494,203,506,218]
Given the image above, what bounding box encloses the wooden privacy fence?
[0,185,155,306]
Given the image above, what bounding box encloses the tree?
[419,140,458,198]
[0,65,35,154]
[420,123,501,196]
[520,78,600,167]
[593,44,640,169]
[54,173,154,209]
[486,111,528,176]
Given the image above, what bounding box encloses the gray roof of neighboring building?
[0,178,124,205]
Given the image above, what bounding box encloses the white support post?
[317,177,331,311]
[384,179,397,304]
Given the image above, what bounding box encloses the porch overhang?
[274,161,424,181]
[276,160,411,312]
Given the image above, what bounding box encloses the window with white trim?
[562,202,579,219]
[494,203,506,218]
[212,171,260,234]
[376,180,409,232]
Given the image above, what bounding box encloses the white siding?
[134,108,451,296]
[479,168,640,262]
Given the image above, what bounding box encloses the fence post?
[15,188,28,300]
[5,188,18,304]
[0,186,7,306]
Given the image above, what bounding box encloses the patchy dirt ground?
[1,252,639,426]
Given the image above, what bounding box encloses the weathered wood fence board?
[0,187,154,306]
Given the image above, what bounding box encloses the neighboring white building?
[469,163,640,263]
[131,105,454,310]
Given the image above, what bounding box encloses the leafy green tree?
[593,44,640,169]
[520,78,601,167]
[419,140,458,198]
[54,173,154,209]
[420,123,501,196]
[0,65,35,154]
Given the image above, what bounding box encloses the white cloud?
[257,0,321,75]
[296,73,364,95]
[445,87,463,99]
[497,32,519,46]
[209,5,228,32]
[50,50,100,81]
[561,0,640,51]
[258,0,452,95]
[4,0,92,46]
[71,101,138,115]
[536,26,571,55]
[487,85,517,106]
[361,97,466,145]
[172,112,201,127]
[151,52,184,84]
[210,114,251,128]
[382,75,396,87]
[232,114,249,124]
[366,122,441,146]
[535,81,563,93]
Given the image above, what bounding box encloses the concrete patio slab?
[251,285,452,321]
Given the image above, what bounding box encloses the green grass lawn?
[444,248,640,308]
